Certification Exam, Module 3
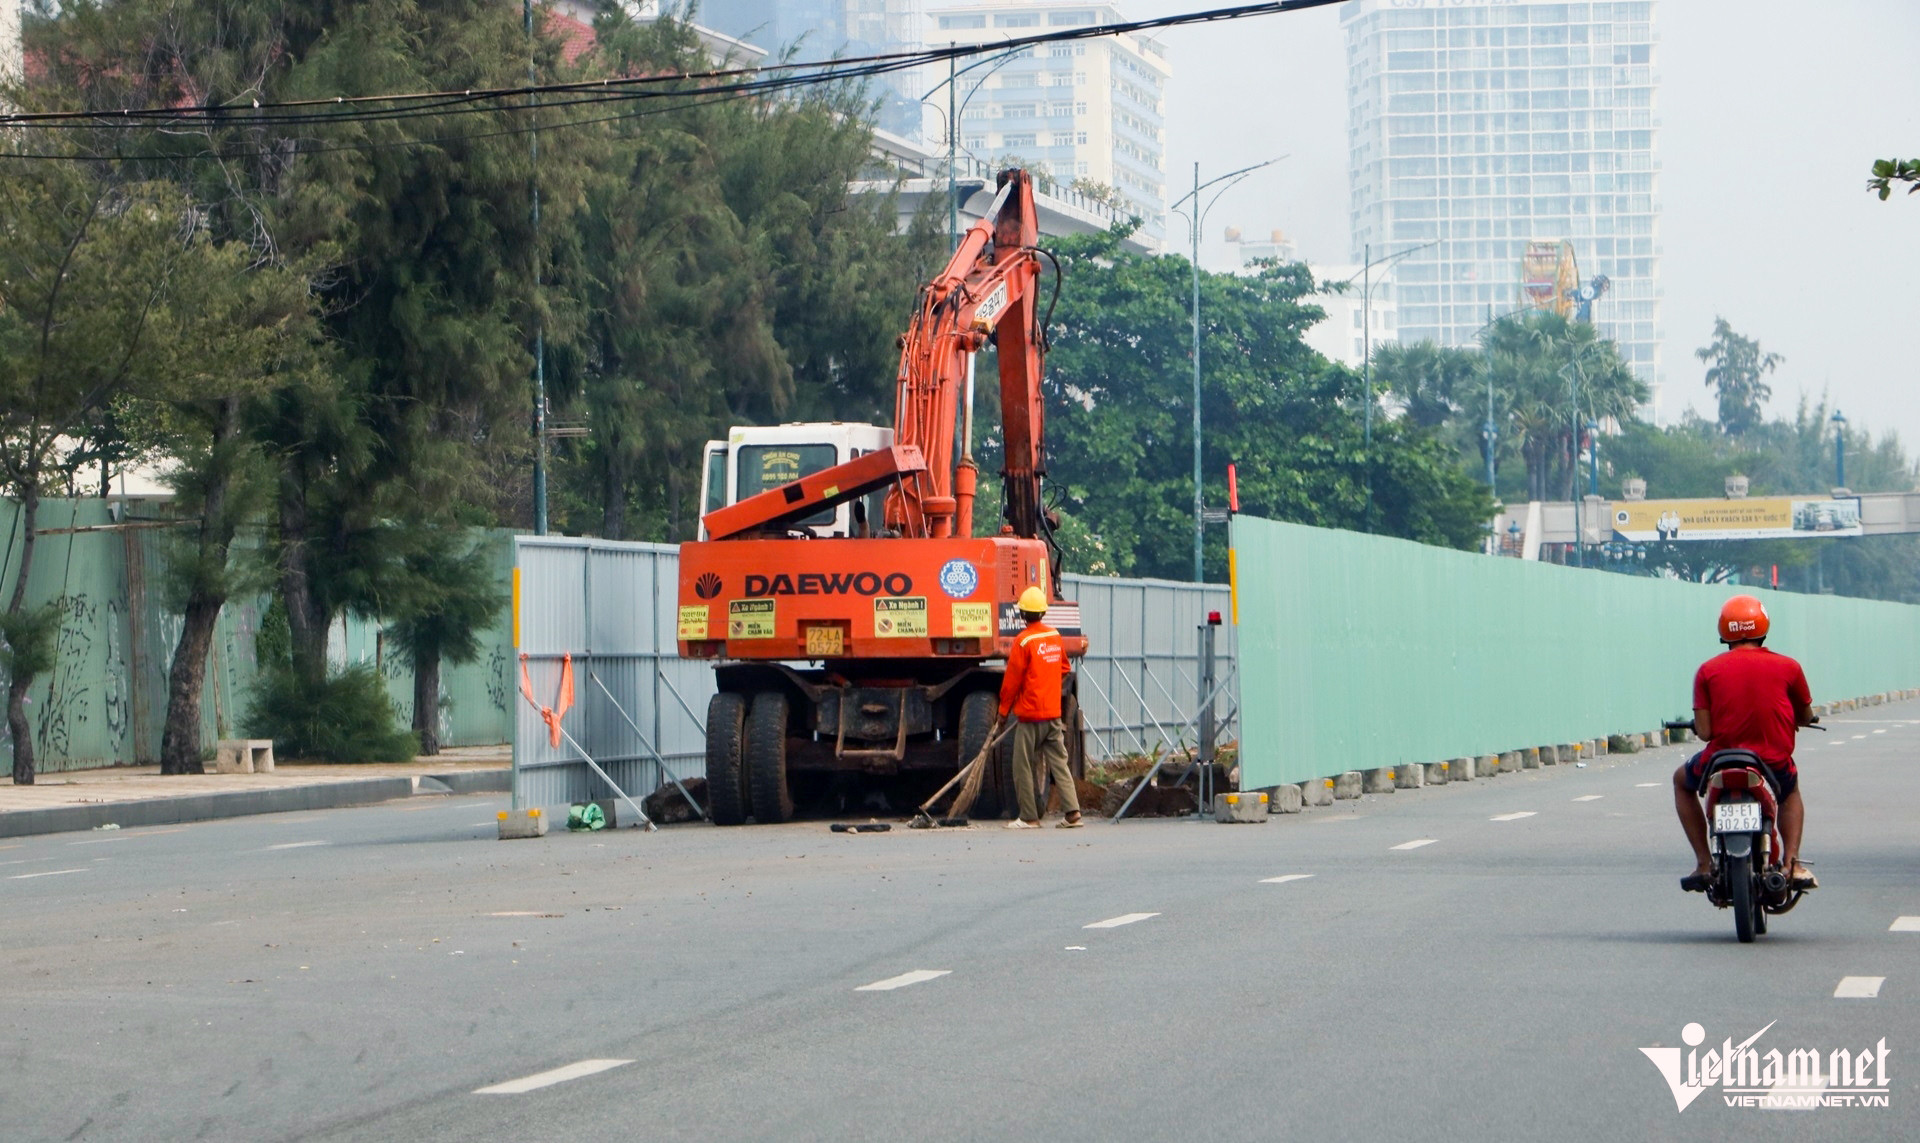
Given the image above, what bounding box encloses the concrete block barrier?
[1333,771,1364,800]
[1493,751,1515,775]
[1267,784,1304,814]
[1300,779,1333,807]
[1475,755,1497,779]
[1213,792,1269,823]
[1363,768,1396,794]
[1426,762,1452,784]
[1395,764,1425,790]
[1606,734,1638,755]
[497,807,548,839]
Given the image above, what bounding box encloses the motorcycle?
[1664,719,1816,943]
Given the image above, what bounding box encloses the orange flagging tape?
[519,652,575,747]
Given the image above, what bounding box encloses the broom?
[909,718,1016,828]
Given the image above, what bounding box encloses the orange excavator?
[676,169,1086,823]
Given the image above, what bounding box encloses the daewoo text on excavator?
[675,169,1085,823]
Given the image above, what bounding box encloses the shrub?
[245,664,418,764]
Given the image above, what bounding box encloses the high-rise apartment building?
[2,0,21,87]
[1344,0,1661,406]
[701,0,926,137]
[925,1,1169,244]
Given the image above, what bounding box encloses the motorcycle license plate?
[1714,802,1762,834]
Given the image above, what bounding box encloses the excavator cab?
[697,423,895,541]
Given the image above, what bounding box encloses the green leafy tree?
[382,531,504,755]
[1478,313,1645,501]
[1369,341,1481,430]
[1696,317,1782,438]
[0,158,295,782]
[1868,158,1920,199]
[973,228,1489,581]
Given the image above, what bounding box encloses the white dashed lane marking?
[1084,913,1159,930]
[1260,875,1313,884]
[1390,839,1437,851]
[1635,782,1662,788]
[1852,735,1868,740]
[1572,795,1604,802]
[8,868,88,880]
[855,969,952,992]
[1873,729,1887,734]
[1890,917,1920,932]
[264,841,329,851]
[1491,811,1537,822]
[1835,977,1885,999]
[474,1058,633,1094]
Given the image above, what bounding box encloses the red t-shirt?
[1692,647,1810,767]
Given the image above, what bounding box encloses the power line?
[0,0,1341,133]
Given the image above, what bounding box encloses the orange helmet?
[1718,595,1769,644]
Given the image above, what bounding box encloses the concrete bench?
[212,739,275,774]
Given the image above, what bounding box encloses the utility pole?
[526,0,547,536]
[1832,409,1848,489]
[1190,162,1204,583]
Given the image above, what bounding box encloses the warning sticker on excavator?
[951,603,993,638]
[873,596,928,638]
[678,605,709,640]
[728,599,776,638]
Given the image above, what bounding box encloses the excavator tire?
[747,691,795,824]
[705,692,750,826]
[957,691,1003,820]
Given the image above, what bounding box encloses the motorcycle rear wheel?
[1729,857,1757,943]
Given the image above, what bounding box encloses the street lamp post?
[1345,239,1438,531]
[1168,156,1285,582]
[921,46,1027,251]
[1831,409,1847,489]
[525,0,547,535]
[1587,419,1600,496]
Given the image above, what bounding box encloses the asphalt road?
[3,704,1917,1143]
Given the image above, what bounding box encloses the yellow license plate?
[805,626,844,656]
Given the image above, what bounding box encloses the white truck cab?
[699,422,896,540]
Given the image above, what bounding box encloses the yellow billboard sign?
[1610,497,1862,542]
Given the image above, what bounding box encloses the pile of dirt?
[641,777,709,824]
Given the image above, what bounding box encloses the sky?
[1133,0,1920,455]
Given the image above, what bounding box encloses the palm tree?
[1480,313,1646,500]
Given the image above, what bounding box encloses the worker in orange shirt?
[999,586,1083,829]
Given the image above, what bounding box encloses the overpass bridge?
[1493,489,1920,558]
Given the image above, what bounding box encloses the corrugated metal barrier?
[1232,514,1920,789]
[509,539,1237,810]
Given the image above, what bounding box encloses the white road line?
[1260,874,1314,884]
[1490,811,1537,822]
[473,1058,633,1094]
[1834,977,1885,999]
[8,868,88,880]
[1635,782,1662,787]
[1572,795,1604,802]
[1390,839,1437,851]
[1084,912,1159,929]
[1890,917,1920,932]
[855,969,952,992]
[1872,729,1888,734]
[264,841,329,851]
[1851,735,1868,740]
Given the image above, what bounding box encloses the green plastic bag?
[567,802,606,831]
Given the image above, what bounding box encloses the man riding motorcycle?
[1674,595,1818,893]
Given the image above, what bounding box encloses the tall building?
[700,0,926,137]
[1344,0,1661,408]
[925,1,1169,245]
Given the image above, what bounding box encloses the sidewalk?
[0,745,511,838]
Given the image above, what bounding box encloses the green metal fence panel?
[1,499,513,772]
[1232,515,1920,789]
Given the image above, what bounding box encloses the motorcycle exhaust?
[1763,870,1788,895]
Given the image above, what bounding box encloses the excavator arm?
[702,171,1051,553]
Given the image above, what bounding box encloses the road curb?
[0,769,510,839]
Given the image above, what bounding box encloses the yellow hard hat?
[1016,586,1049,614]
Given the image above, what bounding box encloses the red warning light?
[1207,611,1223,626]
